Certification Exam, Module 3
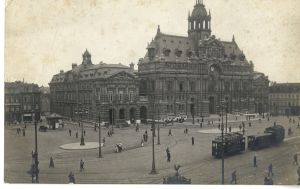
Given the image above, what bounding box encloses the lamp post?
[221,104,224,185]
[75,106,87,146]
[157,108,160,145]
[98,113,102,158]
[34,121,39,183]
[150,118,157,174]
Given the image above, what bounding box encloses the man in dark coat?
[69,129,72,136]
[68,172,75,183]
[166,147,171,162]
[230,170,237,184]
[168,129,172,136]
[22,128,26,136]
[49,157,55,168]
[268,163,274,177]
[192,137,194,146]
[253,155,257,167]
[293,153,298,165]
[80,159,84,172]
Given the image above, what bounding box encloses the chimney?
[130,62,134,71]
[72,63,77,69]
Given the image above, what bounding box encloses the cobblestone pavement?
[4,115,300,184]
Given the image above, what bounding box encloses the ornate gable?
[107,71,135,81]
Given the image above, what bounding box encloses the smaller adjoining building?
[49,49,141,125]
[5,81,41,123]
[252,72,269,115]
[269,83,300,116]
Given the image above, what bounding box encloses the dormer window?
[163,48,171,57]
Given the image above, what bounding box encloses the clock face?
[210,66,215,72]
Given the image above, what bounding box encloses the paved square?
[4,115,300,184]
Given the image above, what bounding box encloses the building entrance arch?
[140,106,147,124]
[129,107,136,123]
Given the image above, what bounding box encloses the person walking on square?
[249,122,251,127]
[49,156,55,168]
[268,163,274,177]
[186,128,188,134]
[84,130,86,136]
[293,153,298,165]
[68,172,75,184]
[102,137,106,146]
[22,128,26,136]
[192,137,194,146]
[166,147,171,162]
[80,159,84,172]
[24,124,27,129]
[94,124,97,131]
[253,155,257,167]
[69,129,72,136]
[230,170,237,184]
[229,126,232,133]
[76,132,78,138]
[168,129,172,136]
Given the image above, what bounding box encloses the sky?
[4,0,300,86]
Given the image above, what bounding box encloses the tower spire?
[157,25,160,34]
[232,34,235,42]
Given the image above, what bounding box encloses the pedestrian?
[294,153,298,165]
[22,128,26,136]
[288,128,292,136]
[168,129,172,136]
[68,172,75,184]
[143,133,146,142]
[186,128,188,134]
[102,137,106,146]
[80,159,84,172]
[192,137,194,145]
[141,138,144,147]
[249,122,251,127]
[253,155,257,167]
[94,124,97,131]
[229,126,232,133]
[107,130,110,137]
[200,122,202,128]
[268,163,273,177]
[84,130,86,136]
[76,132,78,138]
[230,170,237,184]
[218,124,220,130]
[166,147,171,162]
[69,129,71,136]
[297,166,300,180]
[49,156,55,168]
[25,124,27,129]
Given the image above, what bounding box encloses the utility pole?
[34,121,39,183]
[221,104,224,184]
[98,113,102,158]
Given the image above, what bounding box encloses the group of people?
[16,127,26,136]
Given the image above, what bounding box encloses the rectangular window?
[119,91,123,102]
[108,92,113,103]
[129,91,134,102]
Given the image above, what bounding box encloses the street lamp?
[75,106,88,146]
[98,113,102,158]
[34,121,39,183]
[217,101,227,185]
[157,108,160,145]
[150,118,157,174]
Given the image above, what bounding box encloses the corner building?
[49,50,140,124]
[138,1,268,119]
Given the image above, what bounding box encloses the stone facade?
[137,1,268,119]
[4,81,41,123]
[269,83,300,116]
[49,50,140,124]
